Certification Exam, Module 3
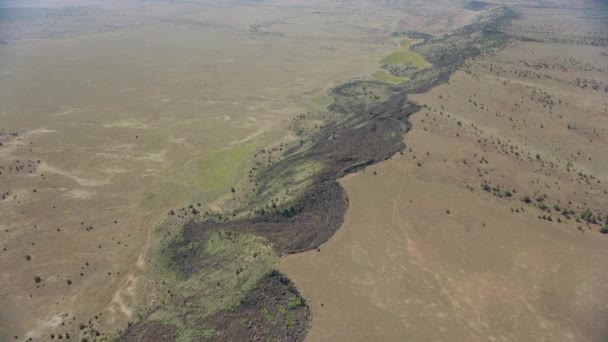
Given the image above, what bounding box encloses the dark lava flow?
[122,6,516,342]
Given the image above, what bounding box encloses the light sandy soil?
[282,2,608,341]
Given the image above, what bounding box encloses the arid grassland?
[1,0,607,341]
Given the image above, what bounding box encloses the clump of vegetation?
[481,182,515,198]
[580,210,597,224]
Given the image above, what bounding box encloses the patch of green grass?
[177,143,259,195]
[398,38,414,49]
[150,229,277,340]
[253,159,324,211]
[287,294,303,310]
[398,38,425,49]
[260,307,275,325]
[381,51,430,68]
[372,70,407,84]
[309,94,335,109]
[285,310,295,330]
[177,230,276,313]
[380,39,431,69]
[283,293,303,330]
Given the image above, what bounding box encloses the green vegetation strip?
[119,6,517,342]
[180,144,258,194]
[372,70,408,84]
[152,230,277,340]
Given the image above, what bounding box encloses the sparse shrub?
[580,210,597,224]
[34,275,42,283]
[281,206,296,218]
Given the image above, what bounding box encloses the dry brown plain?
[282,1,608,341]
[0,0,489,340]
